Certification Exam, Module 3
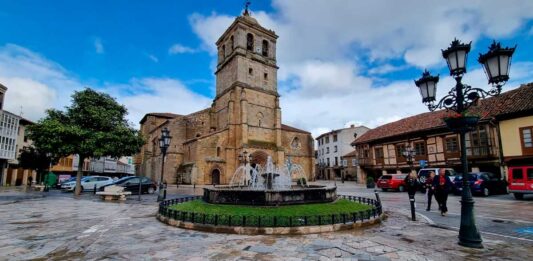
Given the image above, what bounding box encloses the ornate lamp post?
[414,39,516,248]
[157,127,172,202]
[402,146,416,172]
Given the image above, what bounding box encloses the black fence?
[158,195,382,228]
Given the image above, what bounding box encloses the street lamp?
[402,146,416,172]
[414,39,516,248]
[157,127,172,202]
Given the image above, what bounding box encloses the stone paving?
[1,188,532,260]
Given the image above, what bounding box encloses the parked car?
[61,176,114,192]
[453,172,508,196]
[377,174,407,192]
[508,166,533,200]
[56,176,76,189]
[418,168,457,183]
[98,176,157,194]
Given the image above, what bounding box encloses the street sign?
[419,160,427,168]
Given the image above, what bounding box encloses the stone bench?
[32,185,45,192]
[96,185,132,201]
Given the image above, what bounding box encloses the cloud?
[168,43,197,54]
[188,0,533,137]
[94,38,104,54]
[147,54,159,63]
[0,44,211,127]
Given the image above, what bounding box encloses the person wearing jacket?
[404,172,419,220]
[425,171,436,211]
[433,168,453,216]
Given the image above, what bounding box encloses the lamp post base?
[458,198,483,249]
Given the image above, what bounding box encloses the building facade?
[136,11,315,185]
[352,83,533,181]
[316,125,369,180]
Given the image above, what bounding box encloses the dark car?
[99,176,157,194]
[453,172,508,196]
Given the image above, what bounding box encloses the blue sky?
[1,0,532,137]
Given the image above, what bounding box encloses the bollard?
[94,184,97,195]
[409,194,416,221]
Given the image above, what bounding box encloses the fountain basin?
[203,185,337,205]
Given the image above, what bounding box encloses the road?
[327,180,533,243]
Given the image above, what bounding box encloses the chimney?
[350,124,355,128]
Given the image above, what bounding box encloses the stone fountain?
[203,156,337,205]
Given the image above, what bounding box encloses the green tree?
[28,88,144,195]
[17,146,58,184]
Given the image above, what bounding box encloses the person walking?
[425,171,436,211]
[404,172,419,221]
[433,168,453,216]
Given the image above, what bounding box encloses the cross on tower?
[243,0,251,16]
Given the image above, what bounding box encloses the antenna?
[19,105,23,117]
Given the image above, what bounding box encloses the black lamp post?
[402,146,416,171]
[157,127,172,202]
[414,39,516,248]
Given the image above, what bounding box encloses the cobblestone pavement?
[1,187,533,260]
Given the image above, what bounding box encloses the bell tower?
[214,10,278,97]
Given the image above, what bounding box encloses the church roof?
[281,124,311,134]
[139,112,181,124]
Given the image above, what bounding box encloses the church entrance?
[211,169,220,185]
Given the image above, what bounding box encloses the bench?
[32,185,45,192]
[96,185,132,201]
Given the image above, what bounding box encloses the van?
[508,166,533,199]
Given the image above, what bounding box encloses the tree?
[17,146,58,184]
[28,88,144,195]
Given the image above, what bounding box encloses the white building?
[316,124,369,179]
[89,156,135,175]
[0,84,22,186]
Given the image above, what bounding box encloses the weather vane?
[243,0,251,16]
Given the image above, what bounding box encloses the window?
[528,168,533,180]
[249,68,253,75]
[352,159,357,166]
[321,148,324,155]
[334,146,338,153]
[342,160,347,167]
[512,168,523,179]
[467,126,490,156]
[325,136,330,143]
[216,147,221,157]
[262,40,269,56]
[222,44,226,57]
[247,33,254,51]
[230,35,234,50]
[326,158,330,167]
[396,144,406,160]
[335,157,338,166]
[326,147,330,154]
[445,137,459,153]
[520,126,533,155]
[333,134,338,142]
[375,147,384,164]
[264,73,268,80]
[414,141,426,156]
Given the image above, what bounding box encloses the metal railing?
[158,195,382,227]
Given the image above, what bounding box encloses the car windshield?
[394,175,407,179]
[380,175,392,180]
[456,174,478,181]
[114,177,132,184]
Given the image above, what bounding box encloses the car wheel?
[482,187,490,197]
[148,187,155,194]
[398,185,405,192]
[514,193,524,200]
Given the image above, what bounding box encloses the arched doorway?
[211,169,221,185]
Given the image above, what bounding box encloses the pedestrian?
[433,168,453,216]
[425,171,436,211]
[27,176,33,187]
[404,172,419,221]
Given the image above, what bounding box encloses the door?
[526,167,533,192]
[82,177,97,190]
[509,167,526,192]
[124,177,140,193]
[212,169,220,185]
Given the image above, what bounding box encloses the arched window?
[247,33,254,51]
[222,44,226,57]
[262,40,269,56]
[230,35,234,50]
[216,147,221,157]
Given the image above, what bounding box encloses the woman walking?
[433,168,453,216]
[425,171,436,211]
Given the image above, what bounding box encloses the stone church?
[135,10,315,185]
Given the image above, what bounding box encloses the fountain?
[203,156,337,205]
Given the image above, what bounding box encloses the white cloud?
[0,44,211,127]
[94,38,104,54]
[188,0,533,137]
[147,54,159,62]
[168,43,197,54]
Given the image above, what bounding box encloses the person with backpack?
[433,168,453,216]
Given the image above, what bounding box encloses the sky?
[1,0,533,138]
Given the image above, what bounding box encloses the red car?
[377,174,407,192]
[508,166,533,199]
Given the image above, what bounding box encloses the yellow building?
[136,11,315,185]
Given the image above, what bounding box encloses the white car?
[61,176,114,192]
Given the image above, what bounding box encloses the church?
[135,10,315,185]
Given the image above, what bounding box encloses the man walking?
[425,171,436,211]
[433,168,453,216]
